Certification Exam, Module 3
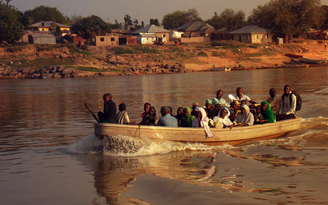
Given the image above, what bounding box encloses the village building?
[90,35,119,47]
[211,28,233,41]
[230,26,273,44]
[169,31,184,40]
[28,33,56,44]
[29,21,71,36]
[176,21,214,43]
[133,25,170,44]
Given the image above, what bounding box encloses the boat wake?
[66,117,328,156]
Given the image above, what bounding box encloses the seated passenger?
[241,100,247,105]
[211,103,221,119]
[233,87,257,104]
[181,107,195,127]
[254,106,263,124]
[229,101,240,121]
[233,104,254,126]
[192,107,213,138]
[141,106,159,126]
[116,103,130,124]
[260,101,276,123]
[267,88,281,115]
[278,85,297,121]
[141,102,151,119]
[191,102,199,116]
[214,107,233,129]
[212,90,227,107]
[98,93,117,123]
[175,107,184,126]
[205,99,213,117]
[157,106,178,127]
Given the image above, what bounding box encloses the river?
[1,67,328,205]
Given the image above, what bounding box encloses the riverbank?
[1,39,328,79]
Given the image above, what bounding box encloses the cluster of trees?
[206,9,246,31]
[162,8,201,29]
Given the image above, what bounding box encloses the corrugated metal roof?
[134,25,169,34]
[30,21,70,28]
[230,26,271,34]
[177,21,214,32]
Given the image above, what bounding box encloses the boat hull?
[94,118,302,146]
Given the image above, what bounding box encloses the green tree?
[150,18,160,26]
[162,8,202,29]
[0,3,24,43]
[248,0,323,38]
[23,5,68,25]
[55,26,62,36]
[123,14,132,30]
[206,9,246,31]
[71,15,111,39]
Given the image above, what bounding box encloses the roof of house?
[138,33,157,38]
[30,21,71,28]
[111,29,123,33]
[176,21,214,32]
[230,26,271,34]
[133,25,170,34]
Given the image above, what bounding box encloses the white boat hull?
[94,118,302,146]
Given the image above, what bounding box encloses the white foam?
[65,134,104,154]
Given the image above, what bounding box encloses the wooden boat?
[299,57,323,64]
[210,67,225,71]
[289,58,302,65]
[94,118,302,146]
[282,64,309,68]
[285,53,303,58]
[231,67,256,71]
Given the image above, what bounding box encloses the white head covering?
[194,107,213,138]
[214,107,233,128]
[234,104,254,125]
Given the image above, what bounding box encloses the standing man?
[278,85,296,121]
[233,87,257,104]
[157,106,178,127]
[98,93,117,123]
[267,88,281,115]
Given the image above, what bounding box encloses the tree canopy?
[23,5,68,25]
[248,0,323,38]
[70,15,111,39]
[206,9,246,31]
[162,8,202,29]
[0,3,24,43]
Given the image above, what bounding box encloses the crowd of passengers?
[98,85,297,133]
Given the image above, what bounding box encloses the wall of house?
[180,37,210,43]
[137,36,157,44]
[90,36,119,46]
[233,33,273,44]
[155,32,169,42]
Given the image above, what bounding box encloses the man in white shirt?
[278,85,297,121]
[233,87,257,104]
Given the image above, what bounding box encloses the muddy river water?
[1,67,328,204]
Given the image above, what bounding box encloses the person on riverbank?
[116,103,131,124]
[267,88,281,115]
[181,107,195,127]
[192,107,213,138]
[260,101,276,123]
[214,107,233,129]
[233,87,257,105]
[175,107,184,126]
[233,104,254,126]
[157,106,178,127]
[141,102,151,118]
[278,85,297,120]
[212,90,227,107]
[98,93,117,123]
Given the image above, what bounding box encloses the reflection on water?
[1,67,328,204]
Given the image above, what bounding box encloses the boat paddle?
[84,102,100,123]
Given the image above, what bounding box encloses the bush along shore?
[1,40,328,80]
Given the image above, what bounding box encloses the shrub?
[197,51,208,57]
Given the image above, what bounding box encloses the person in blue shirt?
[157,106,178,127]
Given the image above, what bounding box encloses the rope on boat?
[134,124,141,137]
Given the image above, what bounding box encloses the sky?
[11,0,328,24]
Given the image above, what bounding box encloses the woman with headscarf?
[192,107,213,138]
[233,104,254,126]
[181,107,195,127]
[260,101,276,123]
[214,107,233,129]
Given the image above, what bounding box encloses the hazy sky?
[11,0,328,24]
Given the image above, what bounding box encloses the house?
[118,36,137,45]
[211,29,233,41]
[169,31,184,39]
[133,25,170,44]
[68,34,84,45]
[230,26,273,44]
[29,21,71,36]
[90,35,119,47]
[176,21,214,38]
[28,33,56,44]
